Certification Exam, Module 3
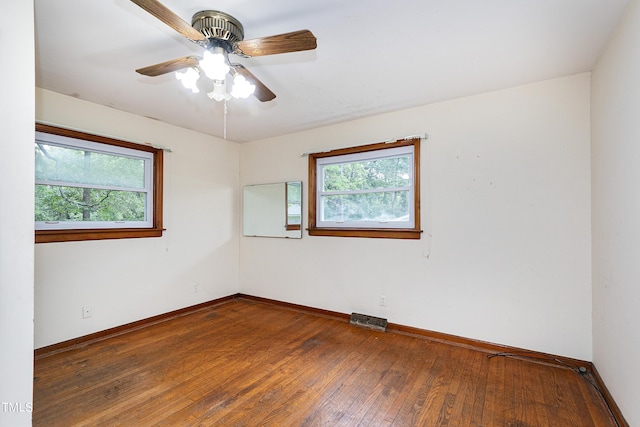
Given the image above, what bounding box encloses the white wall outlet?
[193,282,199,293]
[82,306,93,319]
[379,295,387,307]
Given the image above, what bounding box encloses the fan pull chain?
[223,97,228,140]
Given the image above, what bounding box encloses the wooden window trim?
[307,138,422,239]
[35,123,164,244]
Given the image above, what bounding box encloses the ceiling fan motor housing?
[192,10,244,43]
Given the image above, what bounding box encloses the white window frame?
[315,145,415,229]
[35,131,154,231]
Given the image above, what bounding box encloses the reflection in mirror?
[286,182,301,231]
[243,182,302,238]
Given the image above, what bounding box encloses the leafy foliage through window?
[35,124,164,243]
[308,138,421,239]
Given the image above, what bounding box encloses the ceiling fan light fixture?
[199,48,230,81]
[130,1,316,105]
[175,67,200,93]
[230,74,255,99]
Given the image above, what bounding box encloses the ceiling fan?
[130,0,317,102]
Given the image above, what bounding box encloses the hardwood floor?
[33,299,618,426]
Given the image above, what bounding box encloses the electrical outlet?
[379,295,387,307]
[82,306,93,319]
[193,283,199,293]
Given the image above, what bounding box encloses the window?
[35,123,164,243]
[308,138,421,239]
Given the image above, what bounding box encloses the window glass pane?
[35,184,146,222]
[35,143,145,189]
[323,155,411,192]
[321,191,410,223]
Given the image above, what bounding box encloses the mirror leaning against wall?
[242,181,302,238]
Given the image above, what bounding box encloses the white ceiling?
[35,0,629,143]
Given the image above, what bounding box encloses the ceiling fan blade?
[233,65,276,102]
[233,30,317,57]
[136,56,201,76]
[130,0,205,41]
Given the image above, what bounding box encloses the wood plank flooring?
[33,299,618,426]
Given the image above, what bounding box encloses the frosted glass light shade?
[175,68,200,93]
[230,74,256,99]
[207,80,230,102]
[199,50,230,81]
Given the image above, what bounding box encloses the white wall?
[240,74,592,360]
[0,1,35,426]
[592,0,640,424]
[34,89,240,348]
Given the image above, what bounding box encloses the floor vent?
[350,313,388,332]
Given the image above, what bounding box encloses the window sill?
[35,228,165,244]
[307,227,422,240]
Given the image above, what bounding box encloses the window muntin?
[35,123,164,243]
[308,138,421,239]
